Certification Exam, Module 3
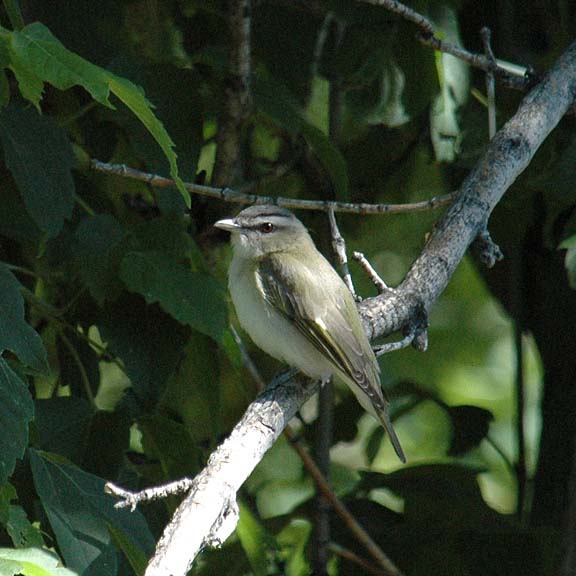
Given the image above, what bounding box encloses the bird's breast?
[228,256,332,379]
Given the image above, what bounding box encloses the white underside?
[229,257,335,382]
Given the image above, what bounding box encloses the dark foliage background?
[0,0,575,574]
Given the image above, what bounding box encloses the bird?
[214,204,405,462]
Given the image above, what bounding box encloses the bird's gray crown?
[235,205,297,228]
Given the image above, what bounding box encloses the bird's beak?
[214,218,240,232]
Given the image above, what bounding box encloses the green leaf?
[107,523,148,576]
[0,266,48,371]
[7,22,189,204]
[0,358,34,484]
[0,547,79,576]
[9,23,112,106]
[74,214,126,304]
[30,450,154,576]
[447,405,494,456]
[0,70,10,107]
[0,105,75,237]
[97,295,189,409]
[6,505,45,548]
[139,415,203,480]
[34,398,94,463]
[120,251,227,341]
[237,501,274,576]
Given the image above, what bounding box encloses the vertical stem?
[312,17,345,575]
[312,381,335,576]
[515,325,527,521]
[481,27,497,139]
[212,0,251,187]
[3,0,24,30]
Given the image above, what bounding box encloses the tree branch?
[88,158,456,215]
[107,39,576,576]
[358,0,531,90]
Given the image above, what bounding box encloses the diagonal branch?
[107,39,576,576]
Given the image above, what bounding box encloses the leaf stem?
[59,330,96,406]
[2,0,24,30]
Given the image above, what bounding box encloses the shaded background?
[0,0,575,574]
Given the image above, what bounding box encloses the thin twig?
[284,426,402,576]
[358,0,530,90]
[329,543,389,576]
[59,331,96,407]
[105,478,195,511]
[515,325,527,522]
[89,158,456,215]
[352,252,393,294]
[482,27,497,139]
[328,207,356,297]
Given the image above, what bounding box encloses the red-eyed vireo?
[215,205,405,462]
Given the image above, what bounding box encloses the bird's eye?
[260,222,275,233]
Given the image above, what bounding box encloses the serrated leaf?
[0,358,34,485]
[0,106,75,237]
[120,251,227,341]
[0,266,48,371]
[7,22,189,204]
[30,450,154,576]
[0,547,78,576]
[448,405,494,456]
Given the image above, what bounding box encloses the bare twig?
[329,544,389,576]
[359,40,576,344]
[89,159,456,215]
[482,27,497,139]
[328,207,356,297]
[359,0,531,90]
[352,251,393,294]
[514,325,527,522]
[105,478,194,511]
[284,426,403,576]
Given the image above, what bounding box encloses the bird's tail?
[374,405,406,463]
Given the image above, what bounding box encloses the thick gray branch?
[138,40,576,575]
[144,374,316,576]
[360,39,576,340]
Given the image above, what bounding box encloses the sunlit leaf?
[7,22,188,204]
[0,547,78,576]
[30,450,154,575]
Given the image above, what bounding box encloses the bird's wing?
[258,254,383,403]
[258,254,406,462]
